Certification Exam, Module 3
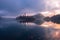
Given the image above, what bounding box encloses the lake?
[0,18,60,40]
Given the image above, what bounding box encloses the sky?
[0,0,45,16]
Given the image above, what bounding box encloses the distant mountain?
[33,14,45,25]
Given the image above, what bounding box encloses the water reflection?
[45,28,60,40]
[41,21,60,40]
[18,15,60,40]
[19,21,60,40]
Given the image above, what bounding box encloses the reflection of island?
[16,13,60,25]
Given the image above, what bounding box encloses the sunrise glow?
[45,0,60,10]
[40,0,60,29]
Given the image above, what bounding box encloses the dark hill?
[50,14,60,24]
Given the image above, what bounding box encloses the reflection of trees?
[0,23,46,40]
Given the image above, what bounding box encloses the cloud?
[0,0,45,16]
[24,0,45,11]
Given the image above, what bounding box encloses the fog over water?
[0,18,47,40]
[0,17,59,40]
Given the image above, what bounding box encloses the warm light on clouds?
[45,0,60,10]
[40,9,60,17]
[40,11,55,17]
[38,0,60,17]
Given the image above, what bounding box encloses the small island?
[16,16,35,23]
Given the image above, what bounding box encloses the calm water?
[0,18,60,40]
